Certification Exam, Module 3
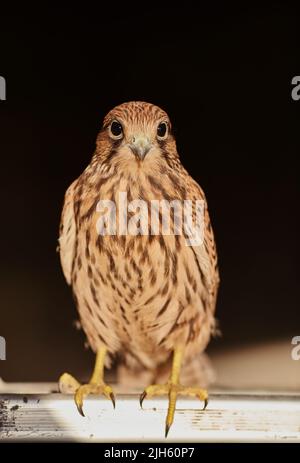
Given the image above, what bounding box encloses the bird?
[58,101,219,437]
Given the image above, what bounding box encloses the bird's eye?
[110,121,123,139]
[157,122,168,139]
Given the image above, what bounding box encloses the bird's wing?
[188,179,220,313]
[58,180,78,285]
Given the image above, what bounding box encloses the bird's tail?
[116,352,216,389]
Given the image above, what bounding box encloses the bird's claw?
[110,392,116,409]
[139,390,147,408]
[140,383,208,437]
[58,372,81,394]
[165,422,171,438]
[74,382,116,416]
[76,401,85,417]
[59,372,116,416]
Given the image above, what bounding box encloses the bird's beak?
[130,135,152,160]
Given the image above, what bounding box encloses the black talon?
[203,398,208,410]
[165,422,171,438]
[140,390,147,408]
[110,392,116,409]
[76,403,85,417]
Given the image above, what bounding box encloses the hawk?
[58,101,219,436]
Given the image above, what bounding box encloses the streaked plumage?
[59,101,219,433]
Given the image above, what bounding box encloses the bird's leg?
[58,346,115,416]
[140,346,208,437]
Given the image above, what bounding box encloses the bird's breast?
[72,170,211,358]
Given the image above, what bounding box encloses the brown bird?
[58,101,219,437]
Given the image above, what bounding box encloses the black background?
[0,6,299,381]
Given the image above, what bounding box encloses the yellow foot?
[59,372,115,417]
[140,383,208,437]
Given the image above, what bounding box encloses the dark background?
[0,6,299,381]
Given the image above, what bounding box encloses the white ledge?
[1,392,300,442]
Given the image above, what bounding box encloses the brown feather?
[59,101,219,374]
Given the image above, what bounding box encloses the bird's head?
[96,101,179,174]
